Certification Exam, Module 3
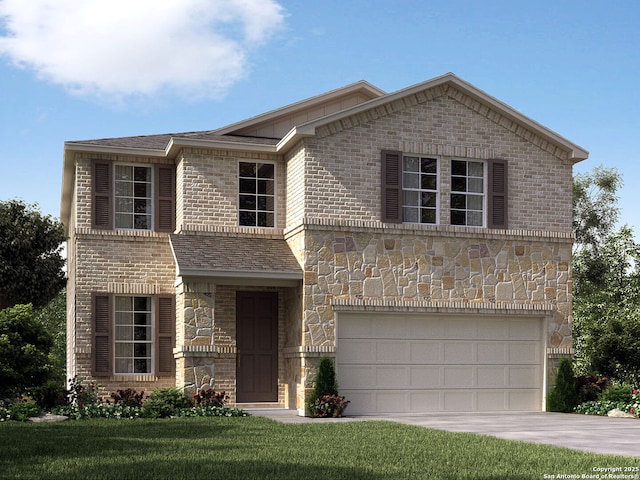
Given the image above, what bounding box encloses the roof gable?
[278,73,588,162]
[214,80,386,139]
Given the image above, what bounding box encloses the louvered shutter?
[155,165,175,232]
[381,150,403,223]
[155,295,175,376]
[92,160,113,229]
[488,159,508,229]
[93,294,112,376]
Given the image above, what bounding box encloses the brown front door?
[236,291,278,402]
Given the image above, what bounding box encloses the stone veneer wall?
[286,219,573,402]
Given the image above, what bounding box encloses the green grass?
[1,417,638,479]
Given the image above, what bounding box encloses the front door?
[236,291,278,402]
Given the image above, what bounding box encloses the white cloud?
[0,0,285,99]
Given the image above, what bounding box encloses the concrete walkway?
[246,409,640,458]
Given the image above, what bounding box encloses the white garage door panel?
[337,313,543,414]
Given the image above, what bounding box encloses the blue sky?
[1,0,638,233]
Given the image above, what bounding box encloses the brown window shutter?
[92,160,113,229]
[155,295,175,376]
[155,165,176,232]
[488,159,508,229]
[93,294,112,376]
[381,150,403,223]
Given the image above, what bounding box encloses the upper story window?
[381,150,508,229]
[114,165,153,230]
[92,160,175,232]
[239,161,275,227]
[402,155,438,224]
[450,159,485,227]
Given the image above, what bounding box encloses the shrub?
[309,394,350,418]
[601,384,634,403]
[547,358,579,412]
[192,388,228,407]
[308,357,349,417]
[111,388,145,408]
[141,388,191,418]
[575,375,608,403]
[9,399,41,421]
[51,403,142,420]
[175,406,249,418]
[315,357,338,397]
[31,383,70,409]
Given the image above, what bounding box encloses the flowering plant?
[110,388,145,408]
[192,388,229,407]
[68,376,99,406]
[309,394,350,418]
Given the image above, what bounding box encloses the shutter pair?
[92,294,176,376]
[92,160,176,231]
[381,150,508,228]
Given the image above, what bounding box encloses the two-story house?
[61,73,588,415]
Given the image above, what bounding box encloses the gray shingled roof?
[67,132,280,150]
[169,234,302,279]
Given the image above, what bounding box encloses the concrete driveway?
[246,409,640,458]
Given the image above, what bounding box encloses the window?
[239,161,275,227]
[381,150,507,228]
[114,296,153,374]
[402,156,438,224]
[115,165,153,230]
[92,160,175,232]
[450,160,485,227]
[92,294,175,377]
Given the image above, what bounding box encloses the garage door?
[336,313,543,414]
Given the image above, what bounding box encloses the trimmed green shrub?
[308,357,350,417]
[9,400,41,421]
[141,388,191,418]
[601,384,634,403]
[547,358,579,412]
[315,356,338,397]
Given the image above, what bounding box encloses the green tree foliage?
[0,303,54,398]
[0,199,66,310]
[34,290,67,385]
[572,167,640,384]
[573,166,622,253]
[547,358,578,412]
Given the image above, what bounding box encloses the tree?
[0,303,54,398]
[572,166,622,253]
[34,289,67,385]
[571,167,640,384]
[0,199,66,310]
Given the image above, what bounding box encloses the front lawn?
[1,416,638,479]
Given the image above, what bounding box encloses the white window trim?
[402,154,440,225]
[237,159,277,228]
[113,162,155,232]
[450,158,488,228]
[113,295,154,376]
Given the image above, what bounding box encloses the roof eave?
[178,269,302,287]
[166,137,277,157]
